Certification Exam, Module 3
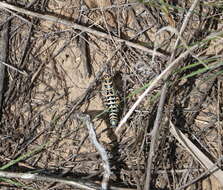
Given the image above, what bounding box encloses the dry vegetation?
[0,0,223,189]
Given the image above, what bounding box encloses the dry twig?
[0,1,167,59]
[143,84,167,190]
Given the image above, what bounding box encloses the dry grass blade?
[170,121,223,185]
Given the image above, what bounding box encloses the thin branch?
[0,60,28,75]
[0,1,167,59]
[0,21,9,113]
[143,83,167,190]
[0,171,98,190]
[76,113,111,190]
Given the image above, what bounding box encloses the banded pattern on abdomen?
[102,74,119,127]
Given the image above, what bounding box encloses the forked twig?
[76,113,111,190]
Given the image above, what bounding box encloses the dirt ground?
[0,0,223,190]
